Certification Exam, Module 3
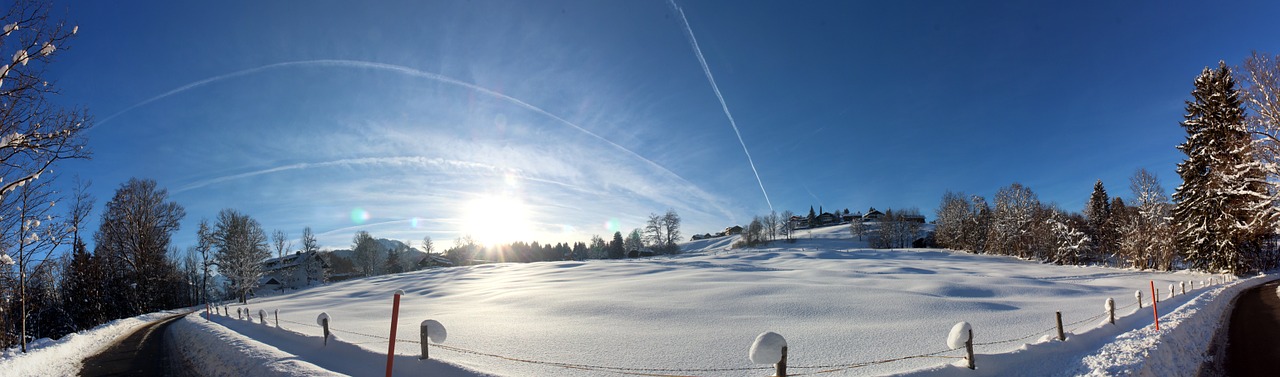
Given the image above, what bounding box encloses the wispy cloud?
[668,0,773,212]
[106,59,734,219]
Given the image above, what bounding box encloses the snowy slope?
[181,226,1242,376]
[0,310,180,377]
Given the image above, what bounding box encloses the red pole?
[1150,281,1159,331]
[386,290,403,377]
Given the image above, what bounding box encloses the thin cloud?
[103,59,735,220]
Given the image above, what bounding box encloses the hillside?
[172,225,1250,376]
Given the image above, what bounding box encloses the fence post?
[275,309,279,327]
[1150,281,1160,331]
[386,290,404,377]
[259,309,265,324]
[1055,311,1065,341]
[420,323,429,360]
[317,312,331,346]
[419,320,447,360]
[777,346,788,377]
[965,329,974,370]
[1106,298,1115,325]
[1167,284,1174,299]
[1136,290,1143,309]
[1180,282,1185,295]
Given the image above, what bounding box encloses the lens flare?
[604,218,621,233]
[350,208,370,224]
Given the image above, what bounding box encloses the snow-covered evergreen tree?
[1173,62,1275,274]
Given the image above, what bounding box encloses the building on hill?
[863,208,885,221]
[789,215,808,229]
[902,214,926,223]
[815,212,839,226]
[417,254,454,269]
[259,250,329,291]
[842,212,863,223]
[725,225,744,235]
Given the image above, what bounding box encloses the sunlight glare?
[462,194,534,246]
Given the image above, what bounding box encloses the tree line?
[935,54,1280,274]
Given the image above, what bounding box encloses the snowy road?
[1224,278,1280,377]
[79,311,191,376]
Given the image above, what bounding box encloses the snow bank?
[0,310,176,377]
[1073,274,1268,376]
[167,314,339,377]
[168,312,491,376]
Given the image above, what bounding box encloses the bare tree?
[352,231,379,277]
[421,235,433,255]
[1240,52,1280,183]
[763,211,778,241]
[194,219,213,304]
[299,226,324,285]
[779,210,795,241]
[211,209,268,303]
[271,230,291,259]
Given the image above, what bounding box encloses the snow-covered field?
[168,225,1264,376]
[0,310,181,377]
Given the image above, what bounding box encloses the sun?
[461,194,534,246]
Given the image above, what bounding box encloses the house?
[417,254,454,269]
[863,208,885,221]
[259,250,329,291]
[842,212,863,223]
[815,212,839,226]
[725,225,744,235]
[789,215,808,229]
[902,214,927,223]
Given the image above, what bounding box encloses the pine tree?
[1173,62,1275,274]
[1084,180,1112,263]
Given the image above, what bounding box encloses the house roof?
[261,250,328,272]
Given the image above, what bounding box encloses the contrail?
[668,0,773,212]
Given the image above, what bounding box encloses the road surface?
[79,312,190,377]
[1224,279,1280,377]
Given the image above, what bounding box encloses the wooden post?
[965,329,974,370]
[1108,299,1115,325]
[259,310,265,324]
[1136,291,1143,309]
[274,309,279,327]
[386,290,403,377]
[1180,282,1185,295]
[322,318,330,346]
[420,323,429,360]
[1150,281,1160,331]
[775,346,788,377]
[1055,311,1065,341]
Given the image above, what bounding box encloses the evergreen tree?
[608,232,626,259]
[1172,62,1275,274]
[807,206,816,227]
[1084,179,1112,263]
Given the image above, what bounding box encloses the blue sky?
[44,0,1280,250]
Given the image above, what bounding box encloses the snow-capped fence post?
[947,322,974,370]
[386,290,404,377]
[1150,281,1160,331]
[237,308,242,320]
[749,332,788,377]
[258,309,265,324]
[274,309,279,327]
[1055,311,1065,341]
[1106,298,1115,325]
[1136,290,1143,309]
[1167,284,1174,299]
[1180,282,1185,295]
[419,320,447,360]
[317,312,331,346]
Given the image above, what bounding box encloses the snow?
[421,319,447,343]
[0,310,178,377]
[947,322,972,350]
[166,226,1248,376]
[749,331,787,364]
